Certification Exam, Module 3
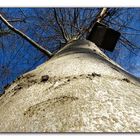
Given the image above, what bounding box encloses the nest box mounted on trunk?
[87,22,121,52]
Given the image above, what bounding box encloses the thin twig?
[0,14,52,58]
[53,8,69,43]
[7,18,25,23]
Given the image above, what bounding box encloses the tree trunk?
[0,40,140,132]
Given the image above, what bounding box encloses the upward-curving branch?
[0,14,52,58]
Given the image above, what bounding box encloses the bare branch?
[0,14,52,58]
[53,8,69,42]
[7,18,25,23]
[120,35,140,50]
[97,8,108,22]
[88,8,109,32]
[119,39,138,56]
[76,8,110,40]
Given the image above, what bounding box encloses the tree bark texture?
[0,40,140,132]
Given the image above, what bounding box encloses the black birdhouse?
[87,22,121,52]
